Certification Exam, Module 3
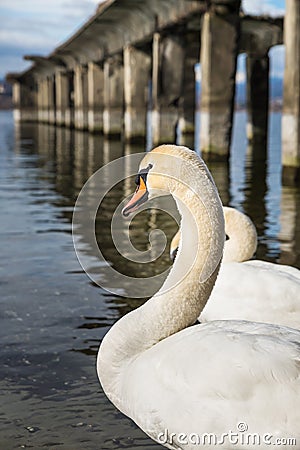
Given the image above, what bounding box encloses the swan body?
[97,145,300,449]
[170,209,300,328]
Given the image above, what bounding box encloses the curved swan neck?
[222,207,257,262]
[98,147,225,405]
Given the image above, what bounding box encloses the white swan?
[97,145,300,449]
[170,207,258,262]
[170,207,300,328]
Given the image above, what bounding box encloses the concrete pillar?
[151,34,185,145]
[103,57,124,137]
[179,33,200,136]
[66,71,74,128]
[246,52,269,147]
[42,78,49,123]
[199,3,240,160]
[42,77,49,123]
[36,80,43,122]
[74,65,88,130]
[42,78,50,123]
[88,62,104,133]
[282,0,300,184]
[160,36,185,143]
[47,75,56,124]
[37,78,49,123]
[12,80,37,122]
[151,33,160,145]
[12,83,22,122]
[123,45,151,143]
[55,71,69,126]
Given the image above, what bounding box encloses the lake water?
[0,109,299,450]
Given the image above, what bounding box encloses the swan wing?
[200,262,300,328]
[122,321,300,449]
[246,260,300,280]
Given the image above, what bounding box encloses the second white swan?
[170,208,300,328]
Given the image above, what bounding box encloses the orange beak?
[122,177,148,217]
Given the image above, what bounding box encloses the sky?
[0,0,285,81]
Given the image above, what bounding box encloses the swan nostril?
[122,208,130,218]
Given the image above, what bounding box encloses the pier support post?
[282,0,300,184]
[37,78,49,123]
[56,71,70,127]
[103,57,124,138]
[246,52,269,147]
[151,34,185,144]
[151,33,160,145]
[160,36,185,143]
[124,45,151,143]
[88,62,104,133]
[74,65,88,130]
[12,80,37,122]
[47,75,56,125]
[66,71,74,128]
[179,33,200,137]
[37,79,42,122]
[200,1,240,160]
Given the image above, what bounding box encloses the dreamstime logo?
[72,151,222,298]
[157,423,297,447]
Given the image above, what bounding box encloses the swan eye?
[135,164,153,187]
[134,173,143,186]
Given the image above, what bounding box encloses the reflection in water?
[0,109,300,449]
[244,141,268,259]
[230,111,297,263]
[279,186,300,267]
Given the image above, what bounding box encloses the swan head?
[122,162,154,217]
[169,207,257,263]
[122,144,215,218]
[222,207,257,262]
[122,145,225,287]
[122,146,182,217]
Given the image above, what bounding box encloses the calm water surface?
[0,110,299,450]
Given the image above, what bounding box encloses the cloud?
[0,0,102,78]
[0,55,32,76]
[62,0,100,18]
[0,0,99,16]
[242,0,285,17]
[0,25,60,52]
[236,71,246,83]
[269,45,285,78]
